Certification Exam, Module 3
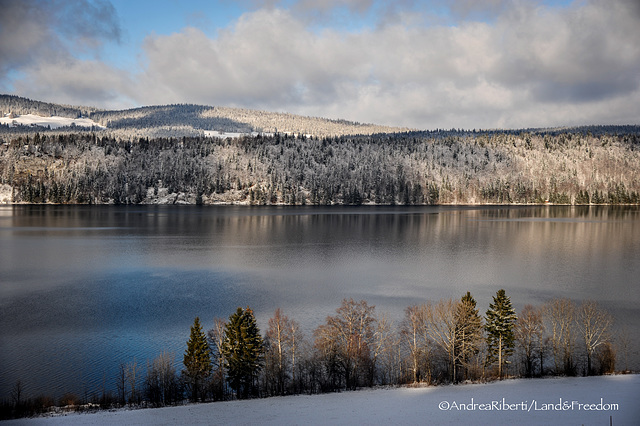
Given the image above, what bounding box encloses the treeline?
[2,291,627,420]
[0,94,98,119]
[1,129,639,205]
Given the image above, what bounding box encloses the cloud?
[13,57,132,107]
[0,0,128,106]
[0,1,62,76]
[2,0,639,128]
[446,0,511,20]
[131,0,639,128]
[136,9,373,108]
[0,0,122,77]
[295,0,374,14]
[55,0,122,49]
[490,0,640,104]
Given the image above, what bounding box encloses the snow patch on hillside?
[0,114,105,130]
[0,184,12,203]
[143,187,196,204]
[203,130,274,138]
[7,375,639,425]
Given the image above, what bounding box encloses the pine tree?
[485,289,517,379]
[183,316,212,401]
[222,307,264,399]
[455,292,483,382]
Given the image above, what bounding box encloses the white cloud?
[13,57,133,108]
[0,0,128,107]
[3,0,639,129]
[0,0,121,78]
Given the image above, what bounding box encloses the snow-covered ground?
[203,130,274,138]
[0,184,12,204]
[7,375,639,425]
[0,114,105,129]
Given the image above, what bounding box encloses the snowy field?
[7,375,639,425]
[0,114,104,129]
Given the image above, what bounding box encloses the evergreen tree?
[485,289,517,379]
[183,316,212,401]
[455,292,483,382]
[222,307,264,399]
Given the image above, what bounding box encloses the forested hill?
[0,95,410,138]
[1,129,639,205]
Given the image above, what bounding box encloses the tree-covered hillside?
[1,129,638,205]
[1,95,410,138]
[0,94,99,119]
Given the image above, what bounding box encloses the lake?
[1,205,639,400]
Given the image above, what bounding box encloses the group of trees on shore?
[1,128,639,206]
[181,292,619,404]
[143,292,625,405]
[3,291,626,419]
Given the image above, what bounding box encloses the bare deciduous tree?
[265,308,303,395]
[145,351,178,406]
[543,298,577,376]
[125,359,140,405]
[314,299,377,390]
[372,312,399,385]
[515,304,544,377]
[207,317,227,400]
[575,300,613,375]
[401,304,431,384]
[426,299,459,383]
[116,363,127,405]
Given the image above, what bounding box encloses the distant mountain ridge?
[0,94,412,138]
[2,94,638,140]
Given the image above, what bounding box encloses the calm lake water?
[1,205,639,399]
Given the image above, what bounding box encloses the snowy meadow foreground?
[7,375,639,426]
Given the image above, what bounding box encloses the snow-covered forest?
[1,94,638,206]
[1,129,639,205]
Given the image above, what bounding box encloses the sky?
[1,0,639,129]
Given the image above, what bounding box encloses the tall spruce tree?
[183,317,212,401]
[222,307,264,399]
[455,292,483,382]
[485,289,517,379]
